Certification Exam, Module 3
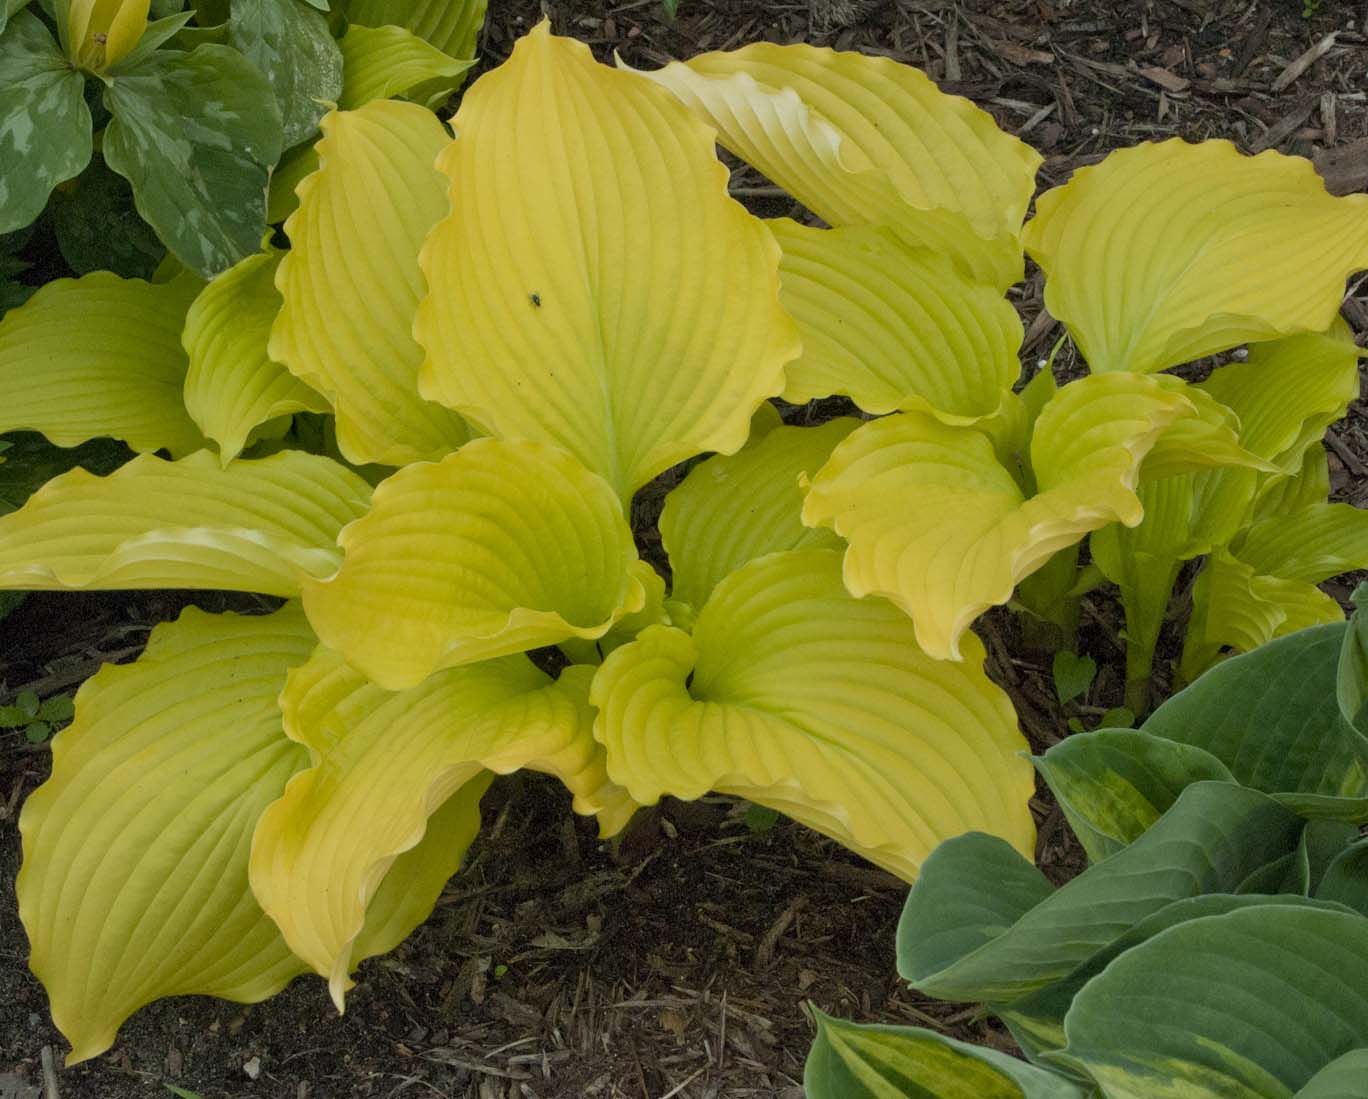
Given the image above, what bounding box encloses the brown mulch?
[4,1,1368,1096]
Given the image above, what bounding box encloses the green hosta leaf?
[1033,730,1234,863]
[1341,585,1368,734]
[1296,1051,1368,1099]
[1145,622,1368,817]
[804,1008,1088,1099]
[1050,651,1095,705]
[1316,838,1368,916]
[229,0,342,147]
[0,11,93,234]
[51,153,164,278]
[897,782,1303,1003]
[103,45,284,277]
[1058,905,1368,1099]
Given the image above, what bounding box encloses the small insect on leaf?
[529,291,541,308]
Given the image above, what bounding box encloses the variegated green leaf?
[230,0,342,147]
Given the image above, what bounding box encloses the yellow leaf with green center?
[416,21,799,502]
[803,373,1200,661]
[251,651,633,1005]
[768,219,1022,419]
[629,42,1040,290]
[1024,139,1368,374]
[270,99,470,467]
[302,438,653,690]
[0,450,372,596]
[0,270,204,454]
[591,549,1035,882]
[182,248,331,464]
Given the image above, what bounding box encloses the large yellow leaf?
[768,219,1021,418]
[1024,139,1368,374]
[337,23,474,109]
[803,374,1197,660]
[415,21,799,501]
[630,43,1040,289]
[591,549,1035,881]
[660,418,857,611]
[270,99,470,466]
[251,651,633,1005]
[301,438,653,690]
[0,450,372,596]
[0,270,204,454]
[182,248,331,464]
[17,606,315,1065]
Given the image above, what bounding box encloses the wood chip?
[1271,31,1338,93]
[1314,135,1368,196]
[1137,65,1189,93]
[996,40,1054,66]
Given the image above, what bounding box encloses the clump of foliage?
[806,593,1368,1097]
[0,16,1366,1068]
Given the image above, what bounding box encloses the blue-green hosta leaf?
[1341,585,1368,734]
[1032,729,1234,863]
[1295,1051,1368,1099]
[804,1009,1088,1099]
[1145,622,1368,819]
[1316,838,1368,916]
[999,894,1354,1065]
[0,12,92,234]
[897,782,1303,1003]
[103,45,284,277]
[230,0,342,147]
[1058,905,1368,1099]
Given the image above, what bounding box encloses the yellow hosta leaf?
[0,450,372,595]
[338,24,474,109]
[804,373,1196,660]
[252,651,633,1005]
[182,249,331,464]
[271,99,470,466]
[769,219,1021,418]
[1235,502,1368,585]
[346,0,486,60]
[591,549,1035,881]
[660,418,857,610]
[1199,321,1362,469]
[1138,383,1276,482]
[630,42,1040,289]
[1254,445,1330,521]
[416,22,799,500]
[1181,552,1342,681]
[0,271,204,454]
[302,438,652,690]
[17,606,316,1065]
[1024,139,1368,374]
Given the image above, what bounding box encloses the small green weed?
[0,689,75,743]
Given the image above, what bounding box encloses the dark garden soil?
[5,1,1368,1096]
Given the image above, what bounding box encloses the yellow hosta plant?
[2,16,1367,1066]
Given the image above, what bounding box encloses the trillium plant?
[1,19,1366,1063]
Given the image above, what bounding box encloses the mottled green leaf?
[103,44,283,276]
[805,1008,1087,1099]
[230,0,341,147]
[51,153,164,278]
[0,11,92,234]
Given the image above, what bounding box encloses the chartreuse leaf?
[1024,139,1368,374]
[660,419,857,611]
[0,12,92,234]
[1296,1051,1368,1099]
[302,439,651,691]
[337,23,474,109]
[0,271,204,453]
[16,606,313,1065]
[1199,321,1362,471]
[1134,383,1276,481]
[1058,906,1368,1099]
[1257,446,1331,522]
[0,450,372,595]
[804,1008,1087,1099]
[103,45,283,278]
[768,220,1021,418]
[1033,730,1235,862]
[182,248,330,463]
[591,549,1036,882]
[270,99,470,466]
[897,782,1302,1003]
[416,22,799,501]
[345,0,486,60]
[1234,502,1368,586]
[251,651,633,1007]
[229,0,342,147]
[803,373,1199,661]
[630,42,1040,289]
[1145,622,1368,818]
